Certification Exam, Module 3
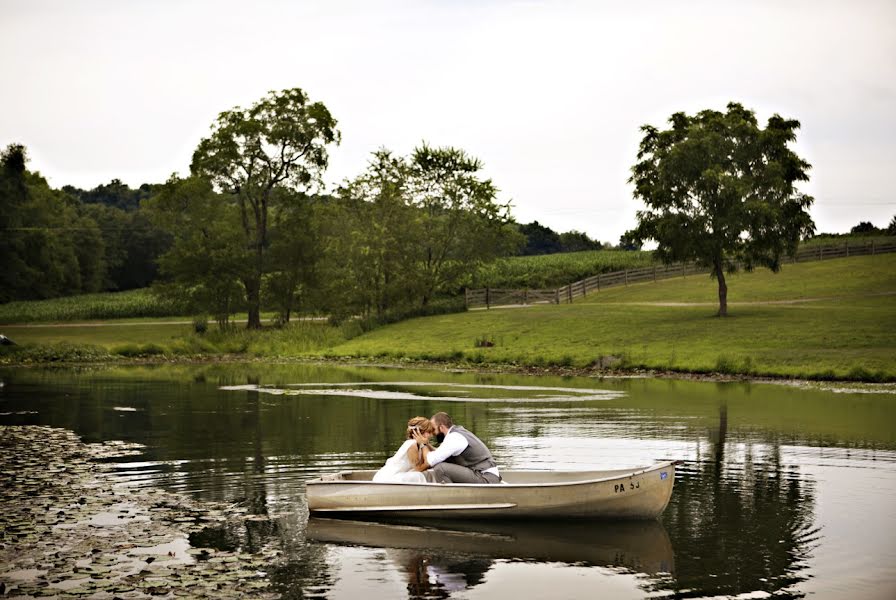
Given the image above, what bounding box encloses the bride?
[373,417,436,483]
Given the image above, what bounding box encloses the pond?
[1,363,894,599]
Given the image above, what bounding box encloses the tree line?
[0,87,603,322]
[0,146,170,303]
[4,93,894,322]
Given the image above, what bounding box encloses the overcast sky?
[3,0,894,242]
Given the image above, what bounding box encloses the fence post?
[818,246,822,261]
[624,270,628,286]
[464,288,469,310]
[555,288,560,304]
[653,266,657,282]
[682,263,686,278]
[524,289,528,305]
[597,273,601,291]
[872,241,876,256]
[567,285,573,303]
[486,287,490,310]
[845,241,849,258]
[581,280,587,297]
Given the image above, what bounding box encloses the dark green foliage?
[322,146,522,318]
[850,221,883,235]
[79,202,171,291]
[559,230,602,252]
[518,222,601,255]
[62,179,157,211]
[519,221,562,255]
[144,176,249,328]
[0,144,107,302]
[888,216,896,236]
[627,103,815,316]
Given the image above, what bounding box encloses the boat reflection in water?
[307,517,674,596]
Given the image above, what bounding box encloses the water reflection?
[308,518,675,575]
[1,365,894,598]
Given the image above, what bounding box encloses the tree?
[888,215,896,236]
[264,190,323,323]
[144,176,248,328]
[518,221,562,255]
[0,143,106,302]
[559,230,602,252]
[407,144,522,306]
[850,221,881,235]
[190,88,340,328]
[626,103,815,316]
[326,150,419,319]
[79,202,171,291]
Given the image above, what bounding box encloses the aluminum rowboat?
[306,460,678,519]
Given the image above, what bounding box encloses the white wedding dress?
[373,439,427,483]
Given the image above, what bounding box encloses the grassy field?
[327,254,896,380]
[582,254,896,304]
[2,253,894,381]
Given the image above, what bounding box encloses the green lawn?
[582,254,896,304]
[2,322,193,347]
[327,254,896,380]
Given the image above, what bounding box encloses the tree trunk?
[246,277,262,329]
[715,260,728,317]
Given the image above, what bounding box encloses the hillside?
[326,254,896,380]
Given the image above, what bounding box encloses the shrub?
[474,335,495,348]
[192,315,208,334]
[715,355,738,374]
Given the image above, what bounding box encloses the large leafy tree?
[327,150,420,319]
[144,176,248,328]
[190,88,339,328]
[627,103,815,316]
[407,144,521,306]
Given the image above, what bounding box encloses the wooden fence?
[465,239,896,309]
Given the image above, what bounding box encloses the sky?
[2,0,895,243]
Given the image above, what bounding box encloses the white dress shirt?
[425,426,500,477]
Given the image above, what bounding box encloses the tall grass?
[0,289,189,324]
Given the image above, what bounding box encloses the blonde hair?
[406,416,435,439]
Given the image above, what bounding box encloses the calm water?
[1,363,895,599]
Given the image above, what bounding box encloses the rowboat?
[307,517,675,574]
[306,460,678,519]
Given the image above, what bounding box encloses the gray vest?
[446,426,497,472]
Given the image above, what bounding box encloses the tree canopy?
[0,144,106,301]
[189,87,340,328]
[626,102,815,316]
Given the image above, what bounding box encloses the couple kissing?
[372,412,502,484]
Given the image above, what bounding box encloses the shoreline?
[2,353,895,393]
[0,426,283,598]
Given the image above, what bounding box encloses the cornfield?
[472,250,657,289]
[0,289,189,323]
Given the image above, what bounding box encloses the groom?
[412,412,501,484]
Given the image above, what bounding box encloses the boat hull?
[306,461,677,519]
